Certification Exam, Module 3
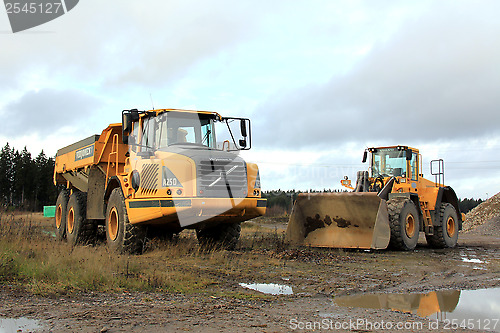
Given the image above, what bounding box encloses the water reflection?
[239,283,294,295]
[334,290,460,317]
[0,317,42,333]
[333,288,500,329]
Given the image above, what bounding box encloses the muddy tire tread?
[66,191,96,246]
[107,188,146,254]
[387,198,419,251]
[54,189,70,241]
[425,203,458,249]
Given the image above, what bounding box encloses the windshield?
[371,148,407,178]
[138,112,216,150]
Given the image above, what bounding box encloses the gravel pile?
[463,192,500,232]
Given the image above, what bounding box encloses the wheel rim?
[405,214,416,238]
[108,207,119,241]
[56,204,63,229]
[446,216,456,237]
[67,207,75,234]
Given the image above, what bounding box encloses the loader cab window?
[410,152,418,181]
[371,148,407,178]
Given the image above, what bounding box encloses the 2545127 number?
[5,2,63,14]
[443,318,499,330]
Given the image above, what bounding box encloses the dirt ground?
[1,217,499,333]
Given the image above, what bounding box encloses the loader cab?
[369,146,419,180]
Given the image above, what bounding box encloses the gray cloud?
[0,0,262,90]
[255,1,500,149]
[0,89,100,137]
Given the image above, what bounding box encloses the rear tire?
[66,191,96,246]
[388,198,420,251]
[54,189,69,241]
[196,222,241,250]
[106,188,146,254]
[426,203,459,248]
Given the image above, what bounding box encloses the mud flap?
[285,192,391,249]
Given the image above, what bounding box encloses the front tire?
[54,189,69,241]
[106,188,146,254]
[388,198,420,251]
[426,203,459,248]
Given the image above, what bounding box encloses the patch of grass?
[0,212,297,296]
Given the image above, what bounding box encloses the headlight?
[131,170,140,192]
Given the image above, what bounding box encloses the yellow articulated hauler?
[286,146,462,250]
[54,109,266,253]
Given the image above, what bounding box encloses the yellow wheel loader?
[285,146,462,250]
[54,108,266,253]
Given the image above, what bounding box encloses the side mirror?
[362,150,368,163]
[122,114,131,144]
[122,109,139,145]
[240,119,247,137]
[239,139,247,148]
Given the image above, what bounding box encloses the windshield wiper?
[202,129,211,145]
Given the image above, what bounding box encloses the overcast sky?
[1,0,499,199]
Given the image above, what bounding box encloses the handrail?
[430,159,445,187]
[106,134,120,180]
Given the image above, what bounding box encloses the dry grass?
[0,211,291,297]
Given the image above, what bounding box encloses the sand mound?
[463,192,500,234]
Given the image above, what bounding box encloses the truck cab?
[120,109,266,229]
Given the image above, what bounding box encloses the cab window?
[410,152,418,181]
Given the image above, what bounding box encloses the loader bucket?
[285,192,390,249]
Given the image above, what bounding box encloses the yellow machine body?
[54,109,266,231]
[286,145,462,250]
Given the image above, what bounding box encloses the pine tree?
[0,143,14,204]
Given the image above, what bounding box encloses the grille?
[140,164,159,195]
[197,159,247,198]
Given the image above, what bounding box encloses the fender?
[105,176,122,202]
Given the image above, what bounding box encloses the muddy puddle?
[0,317,42,333]
[239,283,294,295]
[331,288,500,331]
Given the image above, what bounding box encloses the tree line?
[0,143,58,211]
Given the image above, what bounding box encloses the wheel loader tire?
[106,188,146,254]
[66,191,96,246]
[388,198,420,251]
[196,222,241,251]
[54,189,69,241]
[425,203,459,248]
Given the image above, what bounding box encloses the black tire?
[66,191,96,246]
[426,203,459,248]
[106,188,146,254]
[54,189,69,241]
[196,222,241,251]
[388,198,420,251]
